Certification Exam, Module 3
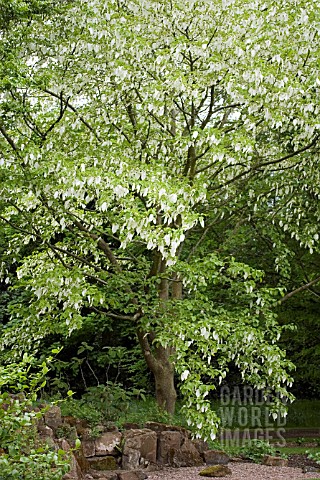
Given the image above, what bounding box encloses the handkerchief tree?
[0,0,319,439]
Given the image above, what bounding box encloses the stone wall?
[39,407,210,480]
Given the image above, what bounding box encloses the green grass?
[213,399,320,429]
[280,446,320,455]
[123,397,320,433]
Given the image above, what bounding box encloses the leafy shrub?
[307,451,320,464]
[241,439,278,463]
[60,382,146,426]
[117,395,173,428]
[0,354,70,480]
[60,397,104,426]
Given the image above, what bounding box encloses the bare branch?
[0,215,38,238]
[48,243,107,274]
[211,135,319,191]
[42,91,70,138]
[137,330,158,371]
[47,244,70,270]
[91,305,141,322]
[200,86,215,130]
[111,121,132,144]
[44,88,102,142]
[280,275,320,303]
[185,226,210,262]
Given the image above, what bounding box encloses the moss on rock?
[199,464,232,477]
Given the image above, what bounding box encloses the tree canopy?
[0,0,319,439]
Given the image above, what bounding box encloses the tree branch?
[137,330,158,372]
[90,305,141,322]
[42,91,70,138]
[211,135,319,191]
[48,243,108,274]
[44,88,102,142]
[0,216,38,238]
[71,219,121,271]
[280,275,320,303]
[200,85,215,130]
[0,121,20,153]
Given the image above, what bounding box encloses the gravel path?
[147,464,320,480]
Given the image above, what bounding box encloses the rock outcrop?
[37,406,208,480]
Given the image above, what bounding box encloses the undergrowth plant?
[240,439,279,463]
[60,381,146,426]
[0,354,70,480]
[307,451,320,464]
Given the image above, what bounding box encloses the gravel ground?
[147,463,320,480]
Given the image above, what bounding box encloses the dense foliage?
[0,355,70,480]
[0,0,319,440]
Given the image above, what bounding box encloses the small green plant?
[0,354,71,480]
[88,425,105,439]
[307,451,320,464]
[55,424,78,443]
[296,437,306,445]
[241,439,278,463]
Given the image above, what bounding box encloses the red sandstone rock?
[262,455,288,467]
[122,429,157,470]
[204,450,230,465]
[95,432,122,456]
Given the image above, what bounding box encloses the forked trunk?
[137,259,182,415]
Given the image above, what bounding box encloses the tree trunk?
[137,258,182,415]
[153,346,177,415]
[137,330,177,414]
